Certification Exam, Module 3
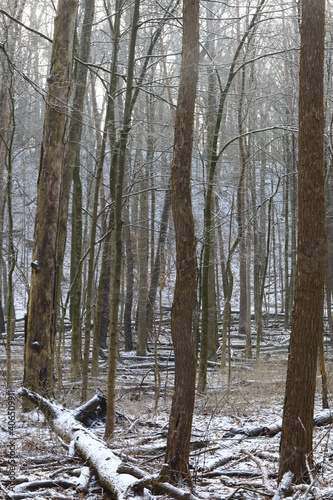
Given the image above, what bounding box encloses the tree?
[23,0,78,402]
[56,0,95,380]
[105,0,141,439]
[279,0,325,484]
[164,0,199,485]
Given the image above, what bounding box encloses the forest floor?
[1,319,333,499]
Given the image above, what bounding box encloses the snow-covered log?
[18,388,203,500]
[313,409,333,427]
[18,388,137,499]
[224,419,282,438]
[225,409,333,439]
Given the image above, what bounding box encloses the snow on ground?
[1,322,333,498]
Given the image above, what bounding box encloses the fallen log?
[18,388,138,499]
[223,420,282,438]
[73,389,106,422]
[224,409,333,439]
[18,388,204,500]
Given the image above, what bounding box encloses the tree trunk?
[123,195,134,351]
[164,0,199,485]
[236,18,248,340]
[70,163,83,379]
[279,0,325,483]
[255,181,278,365]
[105,0,141,439]
[23,0,78,404]
[136,166,149,355]
[52,0,95,381]
[6,70,15,389]
[284,136,290,328]
[91,1,122,371]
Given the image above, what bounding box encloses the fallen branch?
[73,389,106,422]
[127,474,201,499]
[13,479,76,492]
[241,449,276,496]
[118,462,201,499]
[202,451,240,472]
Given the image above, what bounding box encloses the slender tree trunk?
[82,0,122,394]
[279,0,325,483]
[0,64,9,320]
[6,70,15,389]
[136,166,149,355]
[290,137,297,310]
[319,327,329,409]
[91,1,122,371]
[70,163,83,379]
[92,212,113,368]
[123,195,134,351]
[146,181,171,335]
[256,181,278,365]
[105,0,141,439]
[284,137,290,328]
[238,65,249,338]
[164,0,199,484]
[81,145,106,401]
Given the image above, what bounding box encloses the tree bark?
[105,0,141,439]
[123,195,134,351]
[136,166,149,355]
[164,0,199,485]
[279,0,325,483]
[70,162,83,379]
[23,0,78,403]
[51,0,95,381]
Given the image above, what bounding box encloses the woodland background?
[1,0,333,498]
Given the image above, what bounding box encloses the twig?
[302,456,314,500]
[241,449,276,496]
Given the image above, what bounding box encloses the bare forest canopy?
[1,0,333,498]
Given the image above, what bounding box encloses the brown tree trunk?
[105,0,140,439]
[23,0,78,403]
[164,0,199,485]
[123,195,134,351]
[136,166,149,356]
[279,0,325,483]
[53,0,95,380]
